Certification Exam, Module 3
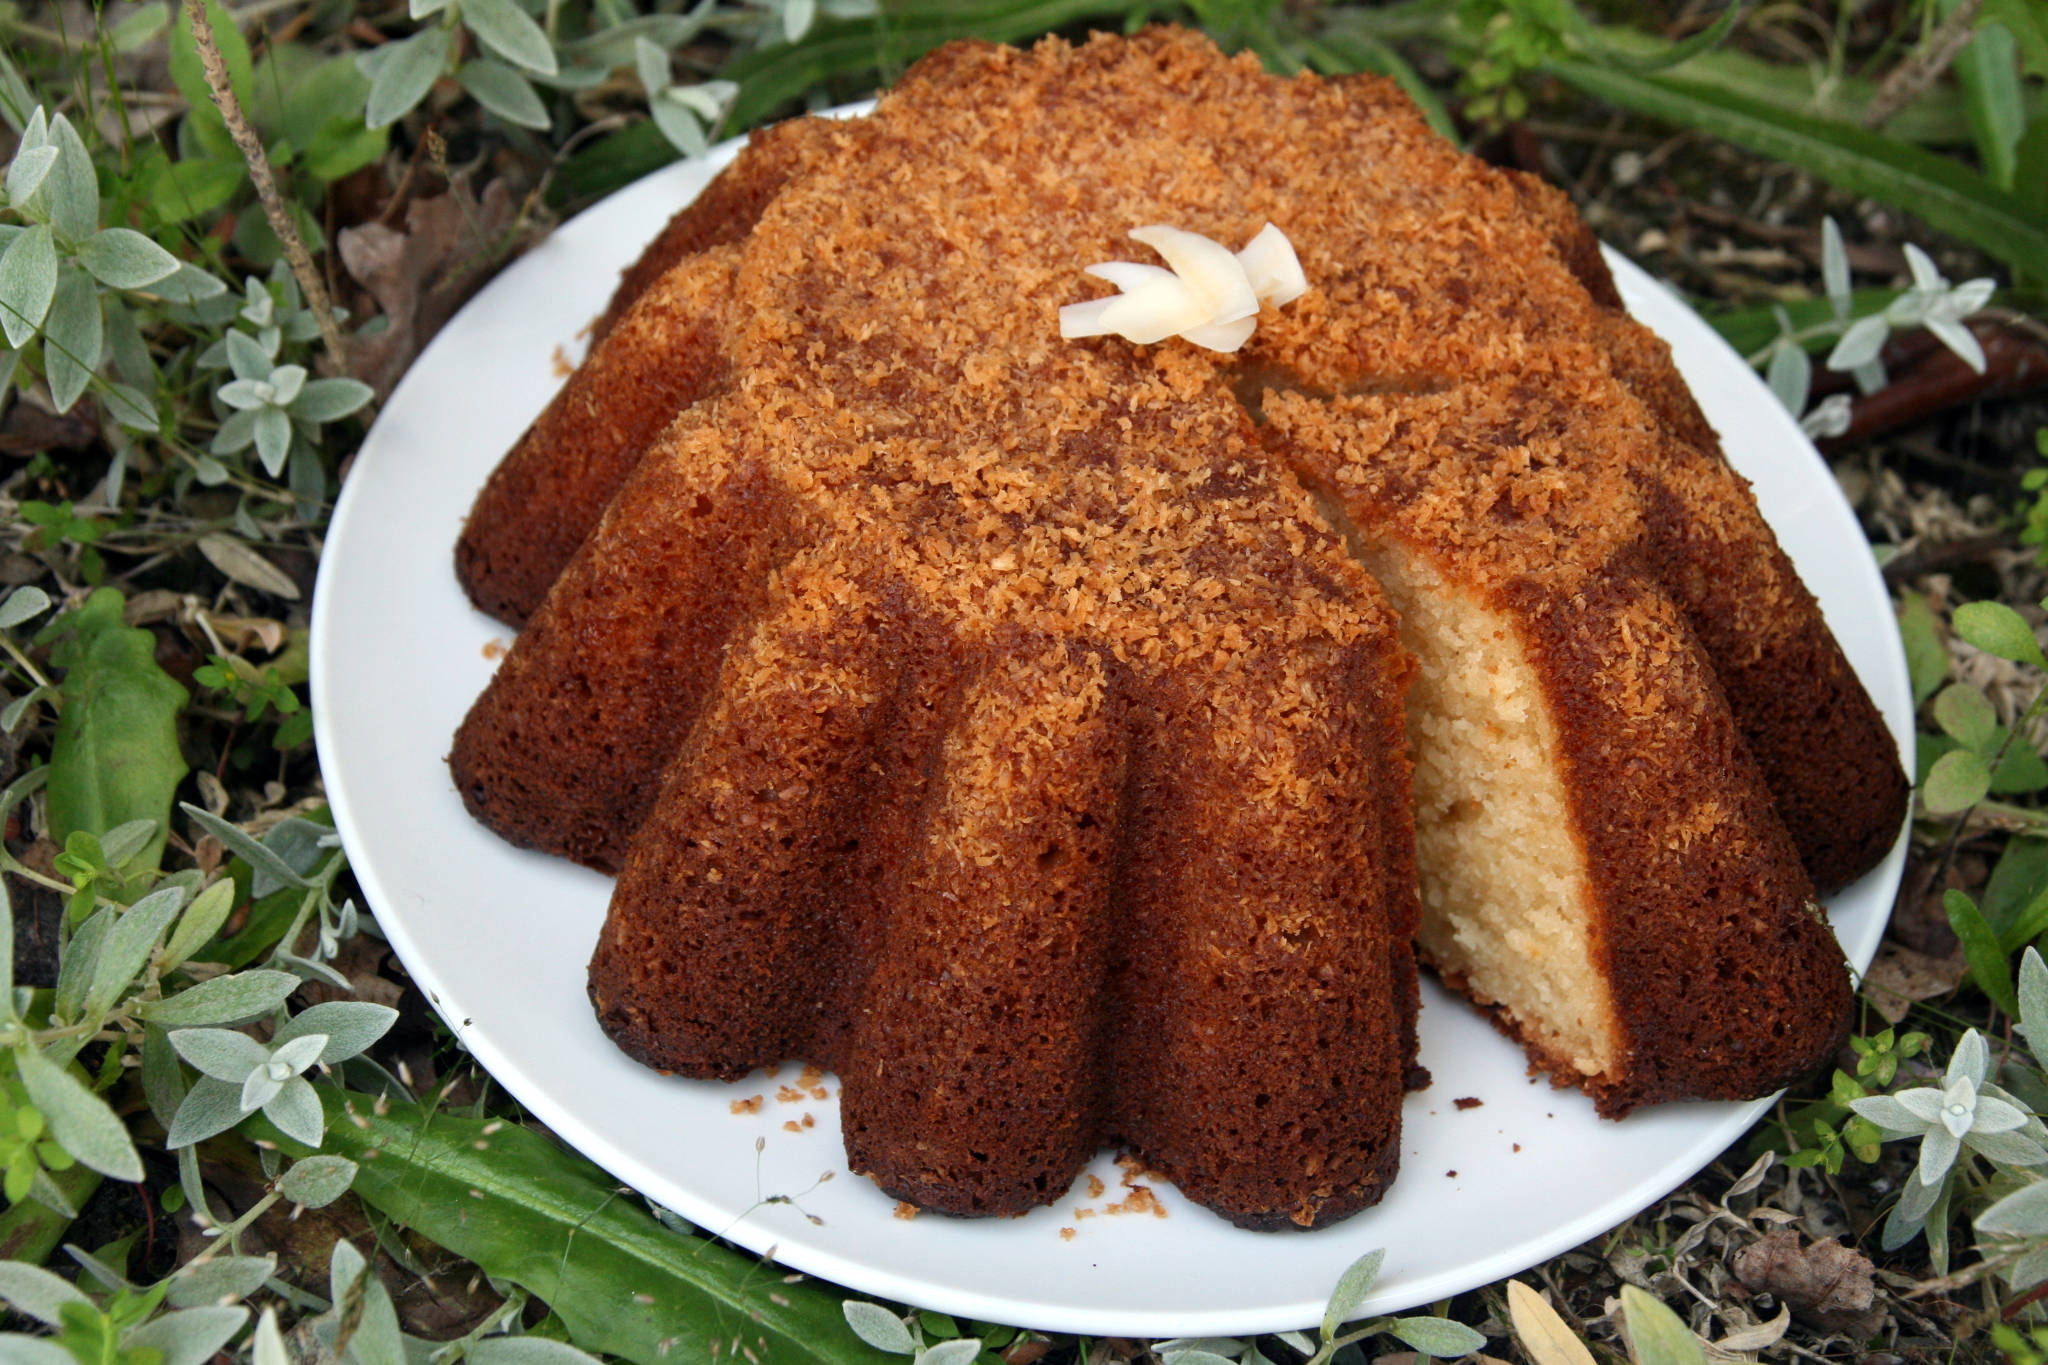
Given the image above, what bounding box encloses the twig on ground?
[1863,0,1984,129]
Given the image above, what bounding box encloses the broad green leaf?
[463,0,559,75]
[1389,1316,1487,1358]
[1987,0,2048,80]
[42,266,101,414]
[1934,681,1999,751]
[135,151,245,226]
[278,1154,357,1207]
[301,118,388,182]
[1322,1247,1384,1337]
[1546,61,2048,281]
[112,4,171,51]
[843,1304,915,1355]
[168,0,253,118]
[278,56,374,149]
[363,27,455,131]
[1618,1286,1703,1365]
[1945,0,2027,189]
[14,1047,144,1181]
[1947,889,2021,1018]
[1506,1280,1596,1365]
[1898,593,1949,708]
[140,968,301,1027]
[460,59,551,129]
[42,590,190,883]
[77,229,180,290]
[302,1090,898,1365]
[1924,747,1992,814]
[1956,600,2048,666]
[0,222,56,348]
[160,878,237,971]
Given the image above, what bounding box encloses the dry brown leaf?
[197,534,302,601]
[339,175,523,399]
[1860,941,1969,1023]
[1710,1302,1790,1353]
[1507,1280,1597,1365]
[1730,1230,1885,1338]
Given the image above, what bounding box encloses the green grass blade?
[311,1089,890,1365]
[1548,60,2048,280]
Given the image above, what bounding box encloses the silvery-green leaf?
[364,26,454,130]
[330,1235,369,1304]
[0,222,57,347]
[121,1307,248,1365]
[1924,316,1986,374]
[43,114,97,244]
[42,265,101,413]
[1981,1177,2048,1237]
[83,882,183,1016]
[161,878,237,972]
[1950,1030,1990,1087]
[266,363,306,407]
[1619,1286,1703,1365]
[15,107,46,152]
[290,376,374,424]
[112,4,171,51]
[1847,1093,1930,1135]
[821,0,876,16]
[1158,1352,1234,1365]
[1155,1341,1243,1360]
[26,1168,76,1217]
[457,59,549,130]
[239,1064,284,1112]
[782,0,815,42]
[1903,242,1945,293]
[666,78,736,122]
[263,1074,324,1146]
[336,1240,404,1365]
[2012,1244,2048,1293]
[252,817,330,896]
[97,817,160,870]
[1322,1247,1384,1337]
[141,969,300,1027]
[1966,1126,2048,1164]
[1886,289,1932,328]
[78,228,180,289]
[1389,1316,1486,1358]
[251,1309,288,1365]
[170,1026,271,1081]
[1825,313,1888,372]
[5,144,57,206]
[253,404,291,476]
[2021,948,2048,1068]
[1765,339,1809,417]
[276,1001,398,1063]
[227,328,275,381]
[15,1045,144,1180]
[411,0,450,17]
[634,36,670,97]
[1971,1092,2029,1134]
[651,97,706,157]
[912,1341,980,1365]
[53,906,112,1021]
[152,263,228,303]
[166,1254,274,1308]
[210,408,258,455]
[167,1076,245,1146]
[279,1153,357,1208]
[268,1031,328,1076]
[1947,278,1996,316]
[194,453,232,484]
[0,1260,90,1326]
[1,684,52,733]
[468,1337,607,1365]
[101,381,155,434]
[1798,393,1852,440]
[462,0,558,75]
[0,585,50,630]
[0,1338,79,1365]
[1821,217,1849,319]
[1897,1166,1945,1223]
[1919,1125,1962,1184]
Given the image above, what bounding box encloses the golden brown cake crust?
[453,27,1900,1219]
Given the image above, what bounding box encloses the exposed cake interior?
[1344,532,1620,1083]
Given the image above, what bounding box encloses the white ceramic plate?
[311,111,1911,1338]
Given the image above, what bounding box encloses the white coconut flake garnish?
[1058,222,1308,353]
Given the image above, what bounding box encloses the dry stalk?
[1863,0,1986,130]
[179,0,349,371]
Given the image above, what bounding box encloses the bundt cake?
[447,29,1908,1227]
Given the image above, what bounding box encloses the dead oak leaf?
[1731,1229,1885,1339]
[1860,940,1969,1024]
[338,175,527,400]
